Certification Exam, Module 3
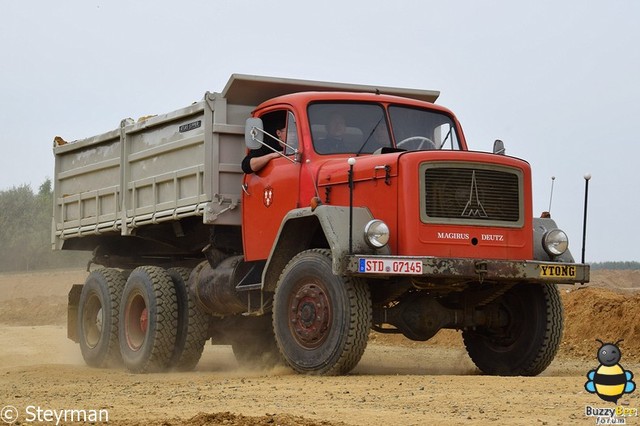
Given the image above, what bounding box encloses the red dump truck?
[53,74,589,375]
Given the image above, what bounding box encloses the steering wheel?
[396,136,436,151]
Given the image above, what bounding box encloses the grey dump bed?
[52,91,251,250]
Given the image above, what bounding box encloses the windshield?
[308,103,390,155]
[389,105,460,151]
[308,102,460,155]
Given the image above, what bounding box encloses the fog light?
[543,229,568,256]
[364,220,390,248]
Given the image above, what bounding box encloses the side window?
[285,111,299,155]
[260,110,288,151]
[259,110,298,156]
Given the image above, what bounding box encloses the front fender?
[532,217,576,262]
[261,205,389,291]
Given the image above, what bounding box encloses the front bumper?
[346,255,590,284]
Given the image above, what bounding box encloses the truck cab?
[238,80,587,376]
[243,89,540,268]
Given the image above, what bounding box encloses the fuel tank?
[189,256,249,316]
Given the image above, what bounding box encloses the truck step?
[235,282,262,292]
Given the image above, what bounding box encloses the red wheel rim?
[125,291,147,351]
[287,281,332,349]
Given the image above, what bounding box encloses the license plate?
[539,264,577,278]
[358,258,423,275]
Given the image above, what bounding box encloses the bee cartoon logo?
[585,339,636,403]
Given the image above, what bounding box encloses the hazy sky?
[1,1,638,262]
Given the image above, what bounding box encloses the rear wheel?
[77,269,126,368]
[462,283,563,376]
[273,249,371,375]
[166,267,210,371]
[119,266,178,373]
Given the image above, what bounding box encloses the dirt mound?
[0,295,67,325]
[560,286,640,362]
[122,412,348,426]
[0,269,82,326]
[587,269,640,290]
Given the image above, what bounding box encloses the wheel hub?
[95,308,103,333]
[139,308,148,333]
[82,294,103,349]
[288,283,331,349]
[125,292,147,351]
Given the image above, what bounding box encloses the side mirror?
[244,118,264,150]
[493,139,505,155]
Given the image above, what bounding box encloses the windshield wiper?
[355,117,383,156]
[440,126,453,149]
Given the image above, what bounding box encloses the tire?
[119,266,178,373]
[462,283,563,376]
[166,267,210,371]
[273,249,371,375]
[231,315,281,369]
[77,268,126,368]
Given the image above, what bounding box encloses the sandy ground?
[0,269,639,425]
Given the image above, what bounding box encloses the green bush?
[0,179,87,272]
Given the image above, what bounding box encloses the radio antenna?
[548,176,556,213]
[581,173,592,264]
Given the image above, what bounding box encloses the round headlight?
[543,229,569,256]
[364,220,390,248]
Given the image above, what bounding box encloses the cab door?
[242,110,301,261]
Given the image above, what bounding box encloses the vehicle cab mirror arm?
[244,118,299,163]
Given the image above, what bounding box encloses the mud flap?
[67,284,83,342]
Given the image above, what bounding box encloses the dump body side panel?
[52,95,247,251]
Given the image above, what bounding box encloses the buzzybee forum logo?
[585,339,636,403]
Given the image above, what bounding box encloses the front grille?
[422,165,522,225]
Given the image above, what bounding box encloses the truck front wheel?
[462,283,563,376]
[77,268,126,368]
[273,249,371,375]
[119,266,178,373]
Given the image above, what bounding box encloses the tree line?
[0,179,638,273]
[0,179,87,272]
[590,261,640,270]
